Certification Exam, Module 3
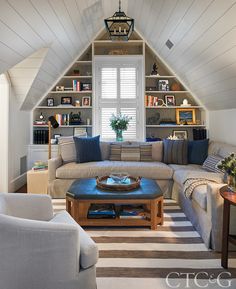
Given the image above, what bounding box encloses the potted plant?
[109,113,131,141]
[218,153,236,191]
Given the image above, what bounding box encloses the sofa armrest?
[2,193,53,221]
[48,156,63,182]
[0,215,80,287]
[207,183,225,251]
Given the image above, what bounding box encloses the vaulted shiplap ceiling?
[0,0,236,111]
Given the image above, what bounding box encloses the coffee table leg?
[158,197,164,225]
[151,199,158,230]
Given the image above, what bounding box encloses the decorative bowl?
[109,173,129,183]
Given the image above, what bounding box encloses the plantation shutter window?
[95,57,144,141]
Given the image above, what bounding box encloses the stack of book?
[33,129,49,144]
[32,161,48,171]
[145,95,159,107]
[87,204,116,219]
[55,114,70,125]
[119,205,146,219]
[72,80,81,91]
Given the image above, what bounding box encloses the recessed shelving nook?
[31,30,206,149]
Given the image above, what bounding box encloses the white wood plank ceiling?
[0,0,236,110]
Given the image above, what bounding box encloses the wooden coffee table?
[66,177,163,230]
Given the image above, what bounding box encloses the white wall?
[8,87,31,192]
[209,109,236,146]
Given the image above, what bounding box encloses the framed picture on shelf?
[176,108,196,125]
[53,134,61,144]
[47,98,54,107]
[82,96,91,106]
[56,85,64,91]
[173,130,188,140]
[61,97,72,105]
[165,95,175,106]
[82,83,92,91]
[158,80,169,91]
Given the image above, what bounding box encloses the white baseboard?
[9,173,27,192]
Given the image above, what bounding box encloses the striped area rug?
[52,199,236,289]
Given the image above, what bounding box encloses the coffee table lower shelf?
[66,196,163,230]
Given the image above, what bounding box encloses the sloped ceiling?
[0,0,235,110]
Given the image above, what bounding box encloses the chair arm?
[0,214,80,288]
[4,193,53,221]
[48,156,63,182]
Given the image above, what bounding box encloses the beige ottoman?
[27,170,48,194]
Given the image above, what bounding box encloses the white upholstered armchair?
[0,193,98,289]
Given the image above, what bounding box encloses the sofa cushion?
[58,136,76,163]
[151,141,163,162]
[50,211,98,269]
[202,155,223,173]
[110,143,122,161]
[163,139,188,165]
[188,139,209,165]
[100,141,110,160]
[74,135,102,163]
[169,164,203,171]
[121,145,140,161]
[56,160,173,180]
[140,144,152,162]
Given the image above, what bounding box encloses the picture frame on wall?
[47,98,54,107]
[173,130,188,140]
[61,97,72,105]
[165,95,175,106]
[82,96,91,106]
[176,108,196,125]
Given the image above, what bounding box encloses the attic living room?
[1,0,236,289]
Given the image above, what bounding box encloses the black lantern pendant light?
[104,0,134,41]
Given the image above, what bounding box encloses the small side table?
[220,186,236,268]
[27,169,48,194]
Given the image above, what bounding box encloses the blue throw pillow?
[73,135,102,163]
[188,139,209,165]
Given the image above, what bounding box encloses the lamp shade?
[48,116,59,129]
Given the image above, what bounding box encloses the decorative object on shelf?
[53,134,61,143]
[73,69,80,75]
[158,99,167,107]
[104,0,134,41]
[61,97,72,105]
[165,95,175,106]
[167,135,178,140]
[159,119,176,125]
[86,118,91,125]
[146,86,157,91]
[218,153,236,191]
[75,100,80,107]
[56,86,64,91]
[181,99,191,106]
[74,127,87,137]
[82,83,92,91]
[69,112,82,125]
[110,113,131,141]
[47,98,54,107]
[158,79,169,91]
[176,108,196,125]
[147,112,160,125]
[151,63,158,75]
[170,82,181,91]
[82,96,91,106]
[173,130,188,140]
[39,112,45,120]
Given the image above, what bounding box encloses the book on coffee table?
[87,204,116,219]
[119,205,146,219]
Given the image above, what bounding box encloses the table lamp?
[48,116,59,159]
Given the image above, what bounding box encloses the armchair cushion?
[50,211,98,269]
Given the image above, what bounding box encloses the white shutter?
[101,68,117,99]
[120,67,136,99]
[121,108,137,140]
[101,107,117,139]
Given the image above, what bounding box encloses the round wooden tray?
[96,176,141,191]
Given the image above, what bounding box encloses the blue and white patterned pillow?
[202,155,223,173]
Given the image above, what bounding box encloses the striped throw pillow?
[202,155,223,173]
[140,144,152,162]
[121,145,140,161]
[110,143,122,161]
[163,139,188,165]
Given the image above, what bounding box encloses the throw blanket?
[183,178,219,199]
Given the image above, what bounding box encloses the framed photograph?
[158,79,169,91]
[47,98,54,107]
[82,83,92,91]
[61,97,72,105]
[53,134,61,144]
[173,130,188,140]
[165,95,175,106]
[56,85,64,91]
[82,96,91,106]
[176,108,196,125]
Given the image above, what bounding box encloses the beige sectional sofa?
[48,137,236,251]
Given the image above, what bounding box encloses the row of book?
[72,80,81,91]
[33,130,49,144]
[32,161,48,171]
[87,204,146,219]
[145,95,159,107]
[55,113,70,125]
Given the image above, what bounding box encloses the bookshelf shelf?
[146,125,206,128]
[37,106,92,109]
[49,91,92,94]
[145,90,189,94]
